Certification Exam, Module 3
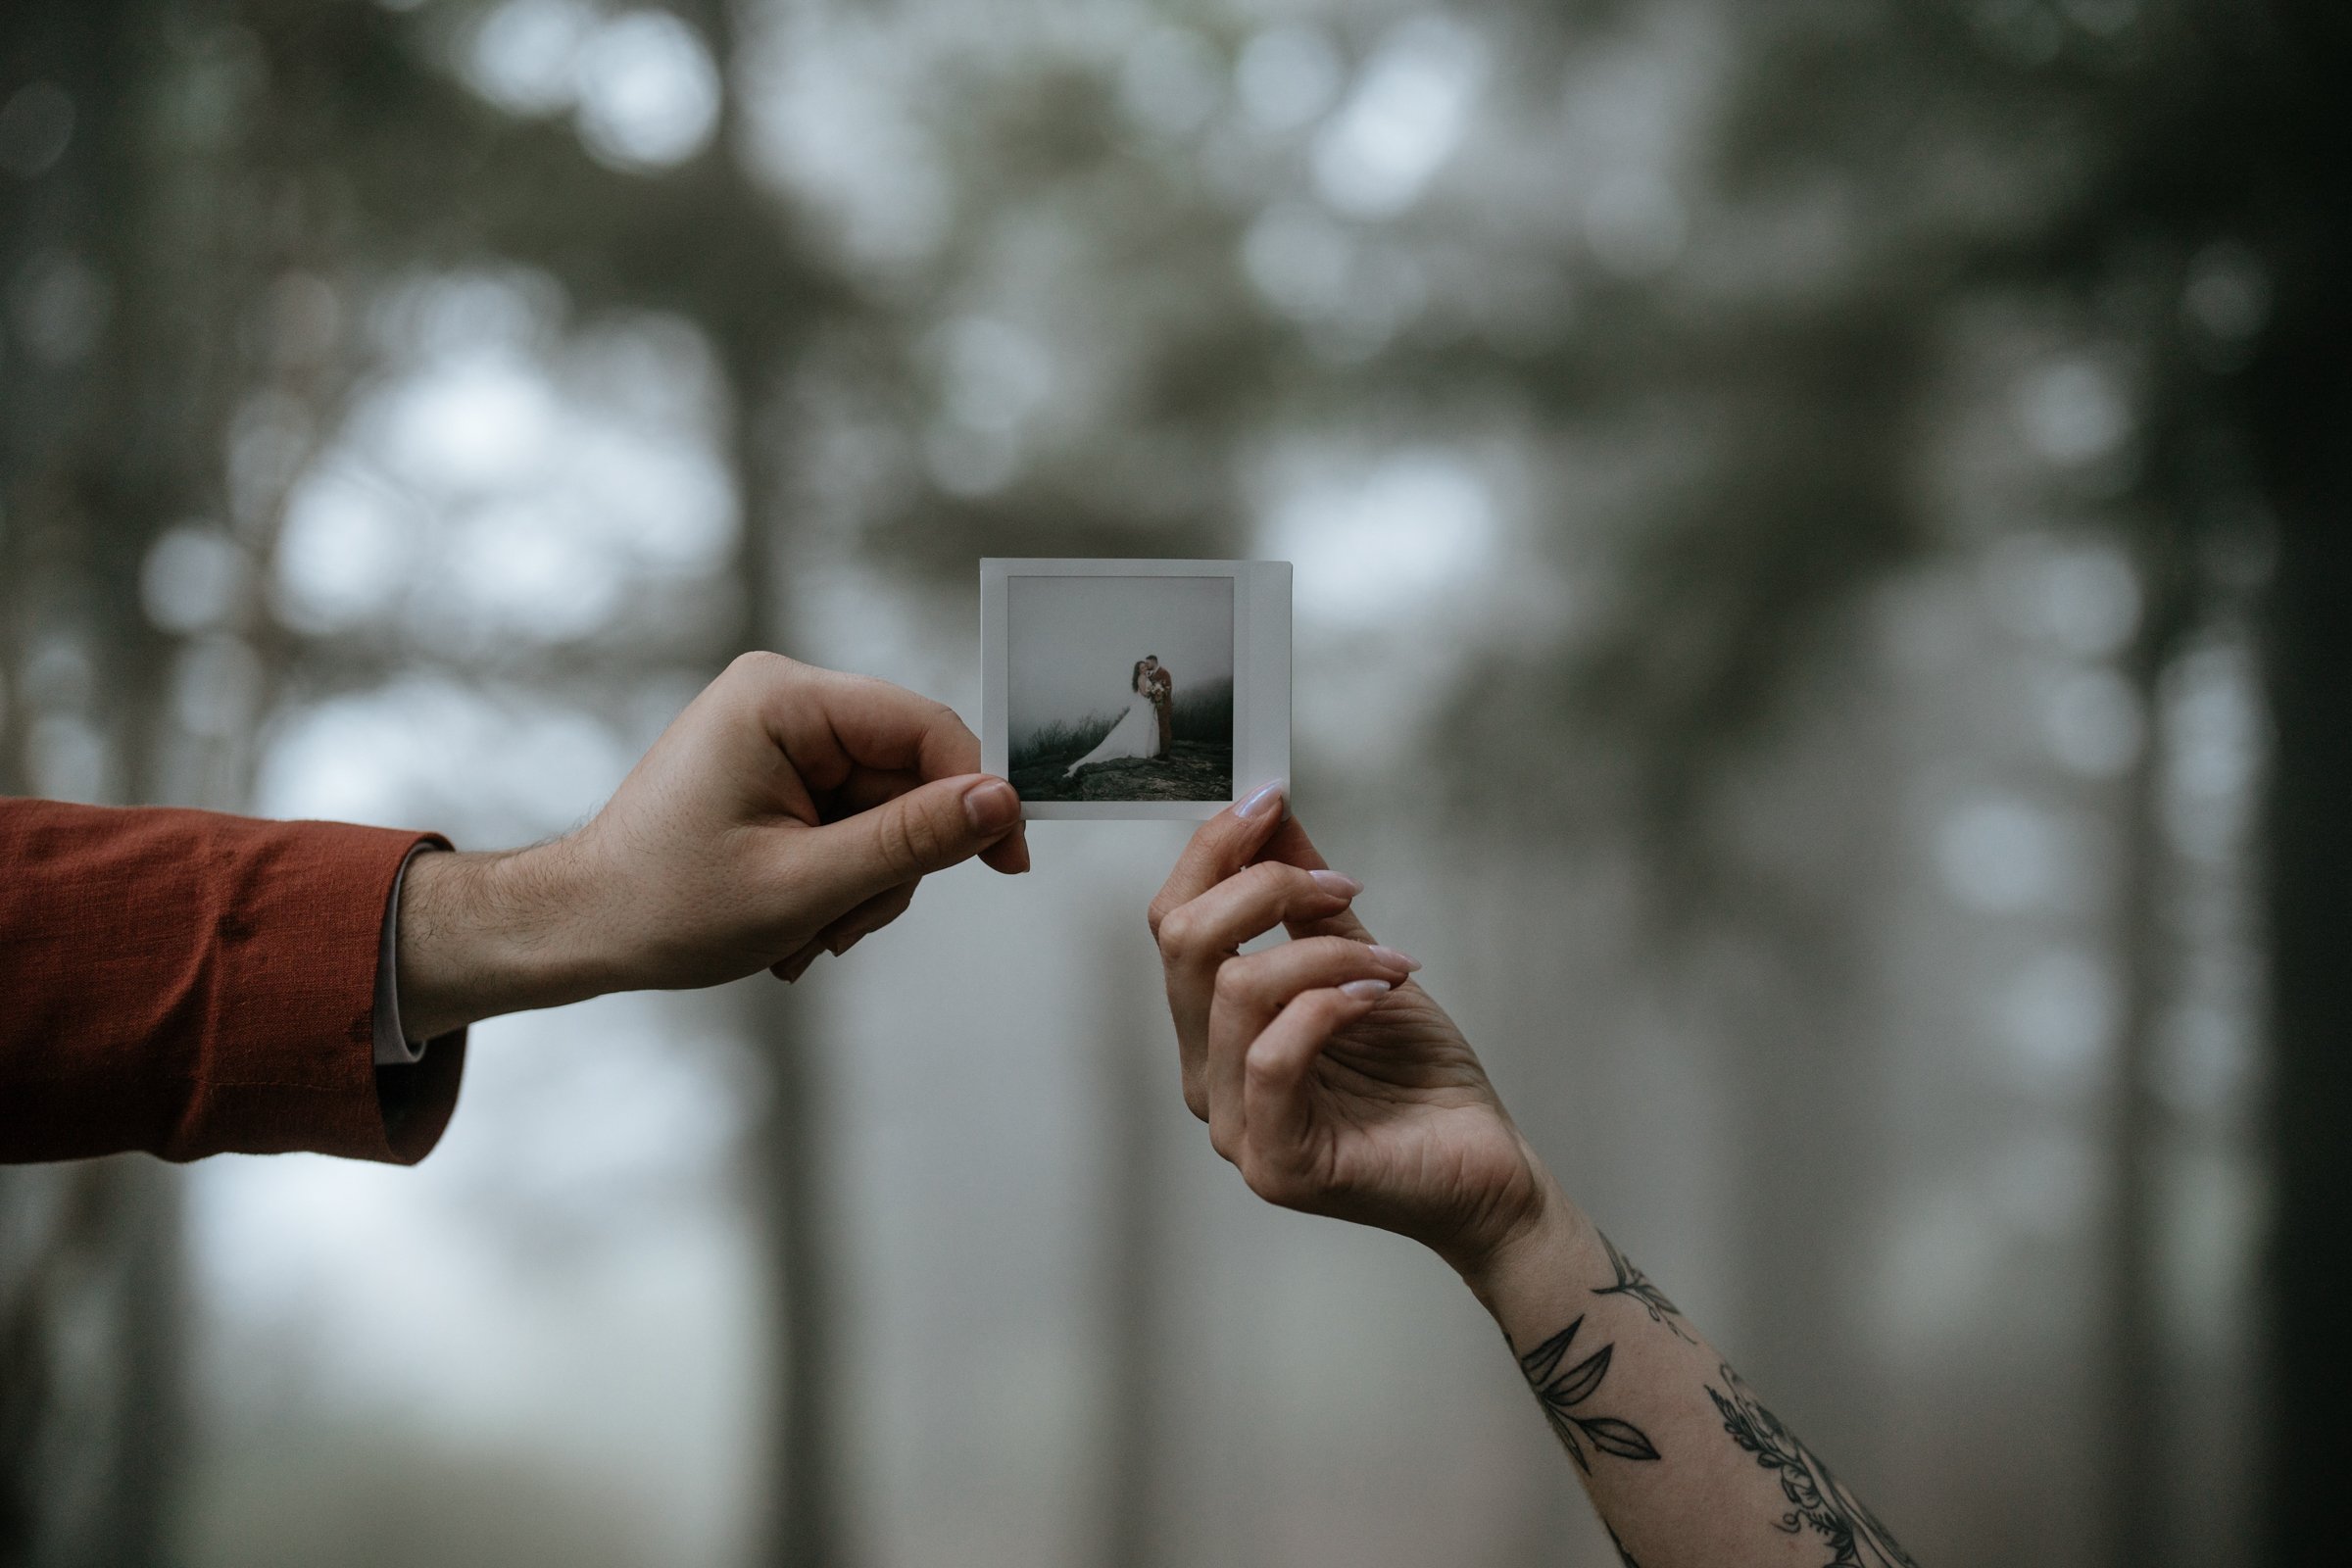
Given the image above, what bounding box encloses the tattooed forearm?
[1496,1228,1919,1568]
[1591,1232,1696,1344]
[1514,1315,1661,1473]
[1707,1363,1919,1568]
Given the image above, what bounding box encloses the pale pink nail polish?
[1340,979,1392,1002]
[1367,945,1421,972]
[1235,780,1287,820]
[1309,869,1364,898]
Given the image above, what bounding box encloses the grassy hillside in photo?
[1009,678,1234,802]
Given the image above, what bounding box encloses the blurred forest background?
[2,1,2344,1566]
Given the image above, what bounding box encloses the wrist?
[1448,1168,1605,1334]
[395,840,613,1037]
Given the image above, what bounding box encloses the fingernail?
[1235,779,1286,820]
[1340,979,1392,1002]
[963,778,1020,832]
[1367,945,1421,972]
[1309,869,1364,898]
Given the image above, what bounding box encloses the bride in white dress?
[1065,661,1162,777]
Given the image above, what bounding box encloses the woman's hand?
[1149,786,1561,1276]
[1153,793,1929,1568]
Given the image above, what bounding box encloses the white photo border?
[981,558,1293,821]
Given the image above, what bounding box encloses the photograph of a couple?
[1006,574,1235,803]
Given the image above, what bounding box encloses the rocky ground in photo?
[1010,741,1234,803]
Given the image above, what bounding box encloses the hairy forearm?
[1460,1191,1919,1568]
[395,846,614,1041]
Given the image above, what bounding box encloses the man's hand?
[395,653,1028,1039]
[1147,786,1557,1277]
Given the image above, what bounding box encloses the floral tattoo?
[1707,1363,1919,1568]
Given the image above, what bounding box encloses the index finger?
[1147,779,1292,939]
[1248,816,1375,944]
[758,658,1029,873]
[767,662,981,787]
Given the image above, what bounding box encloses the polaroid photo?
[981,559,1293,820]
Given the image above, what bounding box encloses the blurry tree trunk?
[747,994,852,1568]
[1720,880,1883,1454]
[2251,289,2352,1566]
[2220,7,2352,1549]
[0,0,237,1560]
[2100,542,2188,1568]
[733,465,851,1568]
[1709,329,1917,1458]
[0,1162,180,1568]
[720,304,850,1567]
[1092,906,1168,1568]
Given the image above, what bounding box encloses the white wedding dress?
[1066,683,1162,775]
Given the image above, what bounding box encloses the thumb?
[799,773,1022,912]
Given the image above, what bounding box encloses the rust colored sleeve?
[0,798,467,1164]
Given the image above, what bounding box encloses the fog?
[1007,572,1235,743]
[4,2,2334,1567]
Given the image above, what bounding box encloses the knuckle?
[906,806,951,862]
[1211,958,1258,1007]
[902,685,962,738]
[1235,860,1291,898]
[1181,1067,1209,1122]
[1207,1120,1239,1164]
[1146,895,1175,941]
[726,649,793,686]
[1155,905,1200,956]
[877,809,934,878]
[915,691,963,731]
[1269,858,1313,887]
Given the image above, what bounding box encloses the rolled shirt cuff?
[372,845,436,1066]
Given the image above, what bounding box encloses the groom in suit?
[1143,655,1174,759]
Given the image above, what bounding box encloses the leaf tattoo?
[1706,1363,1920,1568]
[1514,1315,1662,1473]
[1606,1524,1643,1568]
[1592,1231,1696,1344]
[1549,1341,1613,1404]
[1580,1417,1664,1461]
